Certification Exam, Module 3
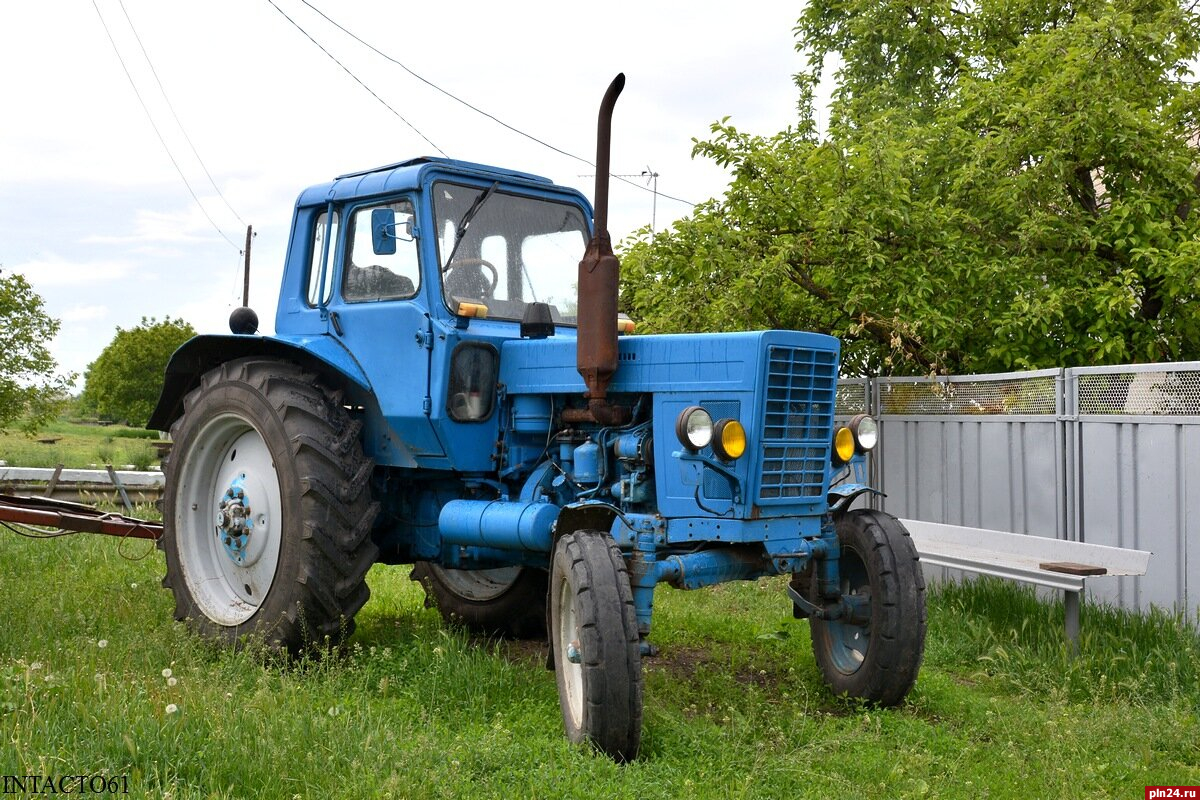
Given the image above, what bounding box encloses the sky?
[0,1,814,388]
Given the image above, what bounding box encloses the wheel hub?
[214,475,269,566]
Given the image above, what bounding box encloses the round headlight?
[833,426,856,464]
[675,406,714,451]
[713,419,747,460]
[849,414,878,452]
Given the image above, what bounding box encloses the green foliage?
[0,268,72,432]
[621,0,1200,375]
[79,317,196,427]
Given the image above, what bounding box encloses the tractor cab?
[273,158,592,471]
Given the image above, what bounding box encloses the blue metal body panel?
[500,330,840,520]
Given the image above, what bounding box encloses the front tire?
[810,509,926,705]
[410,563,547,638]
[162,358,379,652]
[549,530,643,761]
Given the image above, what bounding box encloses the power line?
[116,0,247,229]
[90,0,240,251]
[294,0,696,208]
[265,0,446,157]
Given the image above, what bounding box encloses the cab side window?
[306,211,338,307]
[343,200,420,302]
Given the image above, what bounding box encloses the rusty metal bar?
[0,494,162,540]
[575,74,630,427]
[591,73,624,238]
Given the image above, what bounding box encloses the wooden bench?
[900,519,1152,645]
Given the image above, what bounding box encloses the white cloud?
[81,204,237,247]
[11,256,134,288]
[61,304,109,323]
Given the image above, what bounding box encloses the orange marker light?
[455,301,489,318]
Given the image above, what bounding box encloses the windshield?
[434,182,588,323]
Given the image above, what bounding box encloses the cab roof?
[295,157,558,207]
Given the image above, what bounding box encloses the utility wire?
[116,0,247,228]
[90,0,240,251]
[295,0,696,208]
[265,0,446,157]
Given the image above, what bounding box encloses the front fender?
[827,484,885,517]
[147,333,372,431]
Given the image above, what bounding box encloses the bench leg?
[1064,589,1080,653]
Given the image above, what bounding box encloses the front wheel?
[810,509,926,705]
[162,358,379,652]
[549,530,643,761]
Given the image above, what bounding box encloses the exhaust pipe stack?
[572,73,631,427]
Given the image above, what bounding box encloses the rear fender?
[147,334,371,431]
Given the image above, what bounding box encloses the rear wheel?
[549,530,642,761]
[411,563,547,638]
[162,358,378,652]
[810,509,926,705]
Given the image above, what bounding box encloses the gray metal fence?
[837,363,1200,616]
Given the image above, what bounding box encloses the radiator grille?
[758,346,837,501]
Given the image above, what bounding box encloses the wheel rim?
[556,574,584,728]
[175,413,283,626]
[824,546,871,675]
[434,565,523,601]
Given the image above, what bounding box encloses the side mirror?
[371,208,397,256]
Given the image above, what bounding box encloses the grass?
[0,520,1197,799]
[0,419,161,470]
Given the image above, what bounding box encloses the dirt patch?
[644,645,710,680]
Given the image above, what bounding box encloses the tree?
[620,0,1200,375]
[80,317,196,426]
[0,268,71,432]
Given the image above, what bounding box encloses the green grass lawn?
[0,419,160,470]
[0,524,1197,799]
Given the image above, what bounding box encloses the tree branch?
[783,258,945,372]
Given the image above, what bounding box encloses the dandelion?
[30,662,42,671]
[165,703,178,714]
[167,677,177,687]
[162,668,173,679]
[97,639,108,649]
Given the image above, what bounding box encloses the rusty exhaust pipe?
[571,73,631,427]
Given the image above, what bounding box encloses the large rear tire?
[810,509,926,705]
[162,358,379,652]
[549,530,642,761]
[410,563,547,638]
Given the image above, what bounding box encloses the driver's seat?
[444,263,490,300]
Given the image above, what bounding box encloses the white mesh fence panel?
[1077,369,1200,415]
[877,374,1058,415]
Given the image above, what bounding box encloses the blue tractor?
[149,76,925,760]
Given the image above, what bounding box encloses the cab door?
[329,197,446,465]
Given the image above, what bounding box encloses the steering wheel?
[443,258,499,295]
